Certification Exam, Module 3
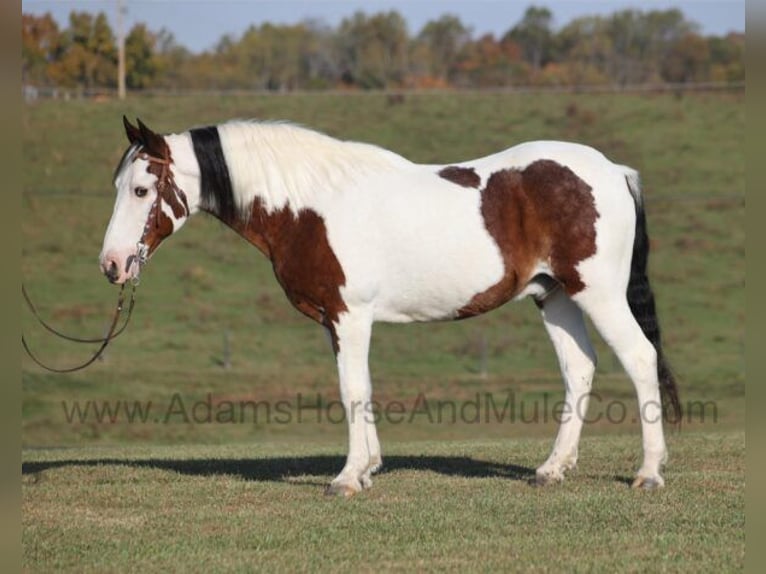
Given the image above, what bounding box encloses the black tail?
[624,172,682,425]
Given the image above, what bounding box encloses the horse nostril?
[105,260,119,283]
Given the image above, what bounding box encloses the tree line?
[22,6,745,93]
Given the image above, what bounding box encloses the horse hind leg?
[535,287,597,485]
[573,286,668,488]
[359,423,382,489]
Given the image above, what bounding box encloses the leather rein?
[22,283,137,373]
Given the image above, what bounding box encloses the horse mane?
[212,120,411,218]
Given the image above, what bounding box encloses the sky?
[22,0,746,54]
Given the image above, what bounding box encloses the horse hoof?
[325,481,361,498]
[534,469,565,486]
[360,474,373,490]
[631,475,664,489]
[368,459,383,475]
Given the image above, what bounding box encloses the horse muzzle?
[100,251,132,284]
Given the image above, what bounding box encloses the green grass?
[23,432,744,572]
[22,92,744,570]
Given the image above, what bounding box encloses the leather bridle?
[129,151,188,283]
[21,150,186,373]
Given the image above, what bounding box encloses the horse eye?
[134,187,148,198]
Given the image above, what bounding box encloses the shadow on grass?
[22,455,536,485]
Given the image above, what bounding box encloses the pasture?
[22,91,744,571]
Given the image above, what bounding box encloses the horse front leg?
[325,308,382,497]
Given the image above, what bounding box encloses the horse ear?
[123,115,141,145]
[136,118,168,158]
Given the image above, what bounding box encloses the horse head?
[100,117,195,284]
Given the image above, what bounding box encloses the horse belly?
[325,184,507,323]
[375,238,506,322]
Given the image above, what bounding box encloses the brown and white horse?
[101,117,680,496]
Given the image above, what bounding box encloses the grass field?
[23,432,744,572]
[22,91,745,571]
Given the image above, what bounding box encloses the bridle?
[21,149,186,373]
[128,151,189,284]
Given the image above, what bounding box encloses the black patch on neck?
[189,126,237,222]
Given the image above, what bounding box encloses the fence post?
[479,332,488,379]
[223,329,231,370]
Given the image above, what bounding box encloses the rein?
[22,283,136,344]
[21,282,137,373]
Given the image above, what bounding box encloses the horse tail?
[622,167,682,424]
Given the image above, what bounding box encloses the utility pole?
[117,0,126,99]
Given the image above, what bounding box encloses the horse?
[101,116,681,496]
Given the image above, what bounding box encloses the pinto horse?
[102,117,680,495]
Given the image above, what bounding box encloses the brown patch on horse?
[134,164,185,255]
[228,199,348,353]
[145,158,189,220]
[457,160,598,318]
[438,166,481,188]
[142,208,175,257]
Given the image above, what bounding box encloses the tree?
[661,32,710,83]
[22,13,63,85]
[605,9,646,84]
[708,33,745,83]
[414,14,471,83]
[454,34,525,87]
[645,9,697,74]
[125,23,158,89]
[503,6,554,72]
[48,11,117,89]
[336,11,409,89]
[238,23,313,91]
[21,5,740,92]
[555,16,612,85]
[606,9,695,84]
[152,28,192,90]
[300,19,341,89]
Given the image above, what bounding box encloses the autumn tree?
[21,6,743,92]
[336,11,409,88]
[48,11,117,89]
[503,6,554,73]
[453,34,524,87]
[237,23,316,90]
[708,33,745,83]
[152,29,192,90]
[125,23,158,89]
[555,16,612,85]
[606,9,696,85]
[300,19,341,89]
[22,13,63,85]
[413,14,471,84]
[661,32,710,83]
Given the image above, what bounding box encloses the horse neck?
[185,121,408,258]
[217,121,407,215]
